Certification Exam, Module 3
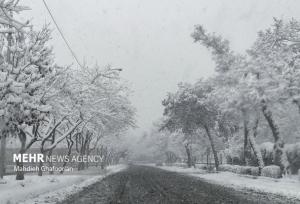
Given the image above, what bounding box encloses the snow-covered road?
[58,165,299,204]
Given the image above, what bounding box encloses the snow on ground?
[158,165,300,200]
[156,165,205,174]
[0,165,127,204]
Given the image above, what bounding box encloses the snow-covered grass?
[158,165,300,200]
[0,165,127,204]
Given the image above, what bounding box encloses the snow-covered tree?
[190,19,300,175]
[35,64,135,174]
[0,1,60,179]
[0,0,136,180]
[191,25,267,174]
[162,82,221,170]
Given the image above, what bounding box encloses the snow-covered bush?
[224,145,244,165]
[224,145,258,166]
[220,164,261,175]
[239,166,252,175]
[195,163,207,170]
[224,142,278,168]
[250,167,260,176]
[259,142,274,166]
[219,164,260,176]
[232,165,243,174]
[230,165,255,175]
[172,163,187,168]
[218,164,235,172]
[218,164,240,173]
[285,143,300,174]
[261,165,281,178]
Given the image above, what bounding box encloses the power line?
[42,0,83,69]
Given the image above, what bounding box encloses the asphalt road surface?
[58,165,299,204]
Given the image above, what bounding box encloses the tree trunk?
[206,148,210,166]
[48,149,54,175]
[248,133,264,175]
[0,133,6,179]
[16,131,26,180]
[38,147,46,176]
[204,125,219,171]
[85,143,90,169]
[243,120,252,165]
[78,145,86,171]
[77,133,89,171]
[184,143,192,168]
[96,148,99,167]
[261,101,287,175]
[60,136,73,174]
[48,131,56,175]
[60,151,71,174]
[242,110,264,175]
[38,156,43,176]
[249,116,264,175]
[242,110,253,165]
[99,146,107,169]
[39,146,46,176]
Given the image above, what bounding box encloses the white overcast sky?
[21,0,300,137]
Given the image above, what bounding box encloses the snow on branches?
[0,0,135,180]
